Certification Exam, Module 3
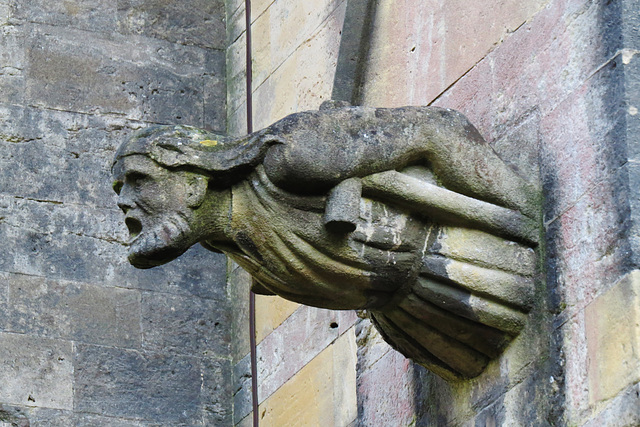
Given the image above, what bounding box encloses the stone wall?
[2,0,637,424]
[0,1,231,425]
[228,0,640,425]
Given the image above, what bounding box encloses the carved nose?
[117,193,135,214]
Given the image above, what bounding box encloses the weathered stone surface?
[117,0,226,50]
[583,383,640,427]
[361,0,548,106]
[0,333,73,410]
[255,295,299,343]
[585,270,640,404]
[355,318,417,427]
[0,27,26,106]
[6,273,141,348]
[233,306,357,423]
[141,291,231,357]
[228,262,251,364]
[257,329,357,426]
[0,405,74,427]
[0,0,231,424]
[74,344,230,424]
[21,25,224,129]
[10,0,117,33]
[201,357,234,426]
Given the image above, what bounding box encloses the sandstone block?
[586,270,640,404]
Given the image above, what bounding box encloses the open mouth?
[125,217,143,243]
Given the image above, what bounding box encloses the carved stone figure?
[112,102,540,380]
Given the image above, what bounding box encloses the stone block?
[74,344,219,423]
[258,329,357,427]
[0,272,8,332]
[248,0,344,91]
[586,270,640,404]
[436,0,623,143]
[22,25,224,126]
[356,344,416,427]
[542,178,630,313]
[0,333,73,410]
[117,0,226,50]
[201,357,233,426]
[228,263,251,364]
[255,295,299,343]
[233,306,358,421]
[361,0,444,107]
[72,413,155,427]
[490,111,541,185]
[362,0,547,107]
[583,383,640,427]
[9,0,117,33]
[0,27,26,106]
[251,2,345,128]
[6,273,141,348]
[0,105,139,208]
[540,57,627,223]
[141,291,231,357]
[226,0,245,48]
[226,33,247,121]
[0,405,74,427]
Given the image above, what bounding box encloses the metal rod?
[245,0,258,425]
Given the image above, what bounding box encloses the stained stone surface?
[0,0,232,425]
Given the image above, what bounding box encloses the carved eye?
[112,180,123,195]
[125,172,149,187]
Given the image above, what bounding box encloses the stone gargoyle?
[112,102,540,381]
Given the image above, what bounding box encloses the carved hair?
[113,125,281,188]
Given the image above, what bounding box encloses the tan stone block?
[252,1,346,127]
[586,270,640,404]
[258,328,357,427]
[362,0,444,107]
[249,0,343,91]
[255,295,300,344]
[226,33,248,119]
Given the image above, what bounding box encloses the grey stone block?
[72,412,161,426]
[22,25,225,126]
[201,357,233,426]
[0,272,8,332]
[5,273,142,348]
[0,333,73,410]
[9,0,117,33]
[583,383,640,427]
[141,291,230,357]
[228,264,251,364]
[117,0,226,50]
[0,27,26,106]
[0,104,139,208]
[74,344,212,423]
